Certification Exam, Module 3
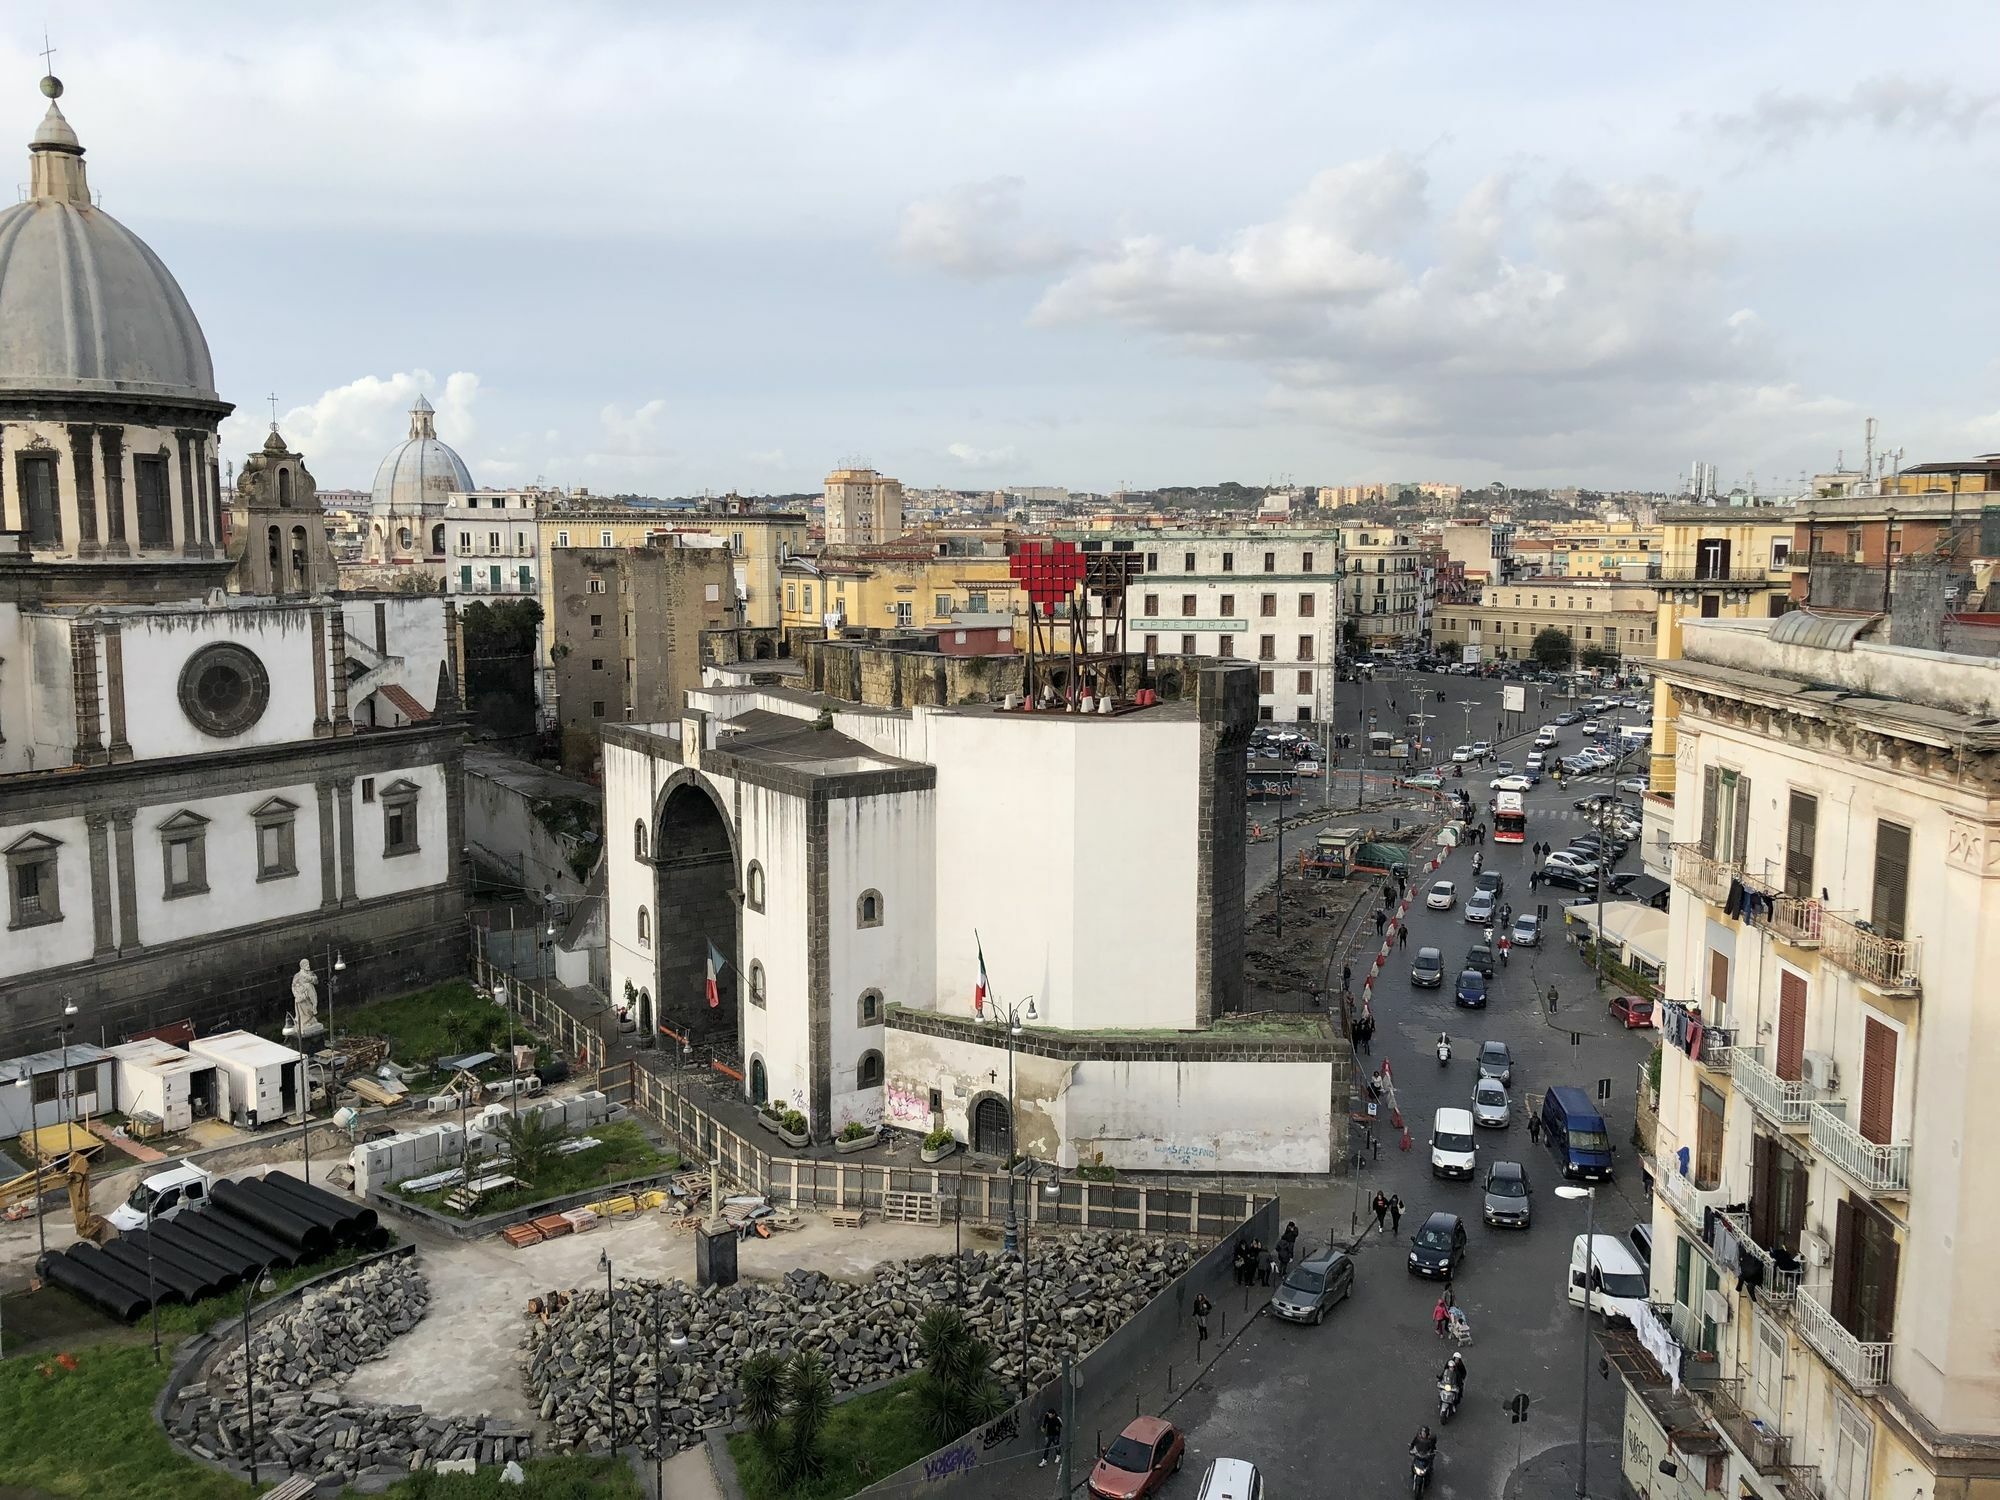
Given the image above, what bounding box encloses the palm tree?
[738,1352,784,1453]
[780,1350,834,1483]
[494,1106,567,1185]
[913,1306,1006,1441]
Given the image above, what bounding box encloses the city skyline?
[21,3,2000,496]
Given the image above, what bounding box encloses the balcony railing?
[1701,1380,1791,1474]
[1809,1103,1912,1195]
[1795,1282,1892,1392]
[1671,842,1734,904]
[1647,564,1791,585]
[1747,894,1824,948]
[1716,1208,1803,1308]
[1657,1155,1728,1231]
[1783,1465,1828,1500]
[1696,1024,1737,1074]
[1731,1046,1840,1129]
[1821,912,1922,995]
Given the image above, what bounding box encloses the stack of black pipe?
[44,1171,389,1323]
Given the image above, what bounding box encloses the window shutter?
[1864,1216,1899,1344]
[1784,791,1817,898]
[1776,971,1807,1081]
[1860,1019,1897,1146]
[1731,774,1752,865]
[1872,821,1910,940]
[1750,1134,1776,1247]
[1832,1197,1859,1330]
[1707,949,1729,1008]
[1700,766,1721,856]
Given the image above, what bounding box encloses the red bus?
[1493,790,1527,844]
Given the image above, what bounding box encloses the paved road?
[1183,739,1659,1500]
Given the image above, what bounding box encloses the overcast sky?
[15,4,2000,495]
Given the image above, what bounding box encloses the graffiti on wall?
[885,1082,931,1126]
[1154,1141,1218,1167]
[924,1443,977,1482]
[979,1410,1019,1450]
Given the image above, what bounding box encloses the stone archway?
[652,773,740,1058]
[749,1055,768,1107]
[970,1093,1013,1158]
[637,989,655,1047]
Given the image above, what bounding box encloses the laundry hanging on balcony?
[1659,1000,1707,1060]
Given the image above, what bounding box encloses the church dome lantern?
[369,395,475,516]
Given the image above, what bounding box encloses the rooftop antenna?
[1864,417,1877,481]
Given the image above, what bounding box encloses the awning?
[1562,900,1668,969]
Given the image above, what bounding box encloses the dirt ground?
[343,1193,967,1423]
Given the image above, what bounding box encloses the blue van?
[1540,1086,1615,1181]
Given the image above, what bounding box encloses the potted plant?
[835,1120,880,1154]
[777,1110,811,1149]
[920,1127,957,1164]
[756,1102,787,1135]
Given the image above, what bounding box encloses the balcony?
[1656,1155,1728,1232]
[1716,1208,1803,1309]
[1695,1024,1737,1074]
[1809,1104,1912,1196]
[1821,912,1921,995]
[1782,1466,1828,1500]
[1647,564,1791,586]
[1731,1046,1841,1130]
[1671,842,1734,905]
[1701,1380,1791,1474]
[1746,894,1824,948]
[1794,1282,1892,1392]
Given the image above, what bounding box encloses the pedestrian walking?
[1547,983,1560,1014]
[1039,1408,1063,1467]
[1343,962,1353,991]
[1193,1292,1212,1342]
[1372,1191,1389,1231]
[1434,1294,1450,1338]
[1276,1234,1296,1280]
[1389,1195,1405,1234]
[1382,881,1395,907]
[1528,1110,1542,1144]
[1375,909,1388,936]
[1262,1245,1279,1287]
[1398,922,1410,948]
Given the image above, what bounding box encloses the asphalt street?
[1195,696,1661,1500]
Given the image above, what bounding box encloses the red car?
[1609,994,1655,1029]
[1089,1416,1184,1500]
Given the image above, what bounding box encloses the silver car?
[1510,913,1542,948]
[1270,1247,1356,1326]
[1477,1040,1514,1085]
[1473,1075,1512,1129]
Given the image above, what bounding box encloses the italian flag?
[973,934,989,1018]
[706,941,726,1009]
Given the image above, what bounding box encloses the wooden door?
[1776,971,1807,1081]
[1860,1019,1897,1145]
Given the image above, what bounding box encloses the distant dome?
[370,396,474,514]
[0,84,219,404]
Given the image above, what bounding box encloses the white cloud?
[897,177,1076,279]
[1705,76,2000,154]
[219,368,481,491]
[1033,157,1851,467]
[946,441,1017,468]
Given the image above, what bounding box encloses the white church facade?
[0,74,466,1053]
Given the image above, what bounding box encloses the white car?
[1473,1076,1512,1129]
[1491,774,1532,793]
[1616,776,1648,795]
[1451,745,1475,762]
[1426,880,1458,911]
[1534,731,1558,749]
[1471,741,1493,758]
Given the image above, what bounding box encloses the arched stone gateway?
[749,1055,768,1107]
[970,1093,1013,1158]
[651,771,740,1055]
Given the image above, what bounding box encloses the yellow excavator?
[65,1151,113,1245]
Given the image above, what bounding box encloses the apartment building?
[442,489,546,598]
[1431,578,1656,663]
[1339,526,1424,646]
[1789,487,1995,607]
[546,544,734,771]
[1623,612,1999,1500]
[1078,531,1341,722]
[823,467,905,546]
[779,547,1025,636]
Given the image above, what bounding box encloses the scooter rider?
[1442,1350,1467,1396]
[1411,1425,1438,1463]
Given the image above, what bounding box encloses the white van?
[1567,1233,1650,1323]
[1525,752,1546,774]
[1430,1107,1477,1180]
[1195,1458,1264,1500]
[107,1162,215,1232]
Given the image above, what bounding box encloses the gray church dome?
[0,79,219,403]
[370,395,475,515]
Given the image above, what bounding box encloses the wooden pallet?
[825,1208,865,1229]
[260,1476,319,1500]
[881,1192,941,1225]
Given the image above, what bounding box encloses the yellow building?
[781,549,1033,638]
[1643,511,1796,799]
[1514,521,1662,578]
[1431,579,1658,665]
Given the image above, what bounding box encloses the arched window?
[637,907,650,947]
[746,860,765,911]
[857,889,883,928]
[857,1050,884,1088]
[277,467,293,508]
[857,989,883,1027]
[397,526,414,551]
[290,525,307,585]
[429,523,445,555]
[634,820,648,860]
[267,525,282,576]
[748,961,766,1008]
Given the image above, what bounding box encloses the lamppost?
[1014,1161,1060,1399]
[324,949,345,1047]
[599,1250,618,1457]
[990,995,1037,1255]
[1555,1185,1598,1498]
[492,981,520,1116]
[241,1260,275,1485]
[1589,744,1639,989]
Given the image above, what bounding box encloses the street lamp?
[1555,1184,1598,1499]
[492,981,520,1115]
[1015,1162,1062,1398]
[325,949,345,1047]
[599,1250,618,1457]
[241,1261,276,1484]
[990,995,1038,1255]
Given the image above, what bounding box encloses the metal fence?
[469,953,606,1072]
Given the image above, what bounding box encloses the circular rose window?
[178,643,271,737]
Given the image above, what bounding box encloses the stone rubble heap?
[172,1259,534,1490]
[524,1230,1195,1455]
